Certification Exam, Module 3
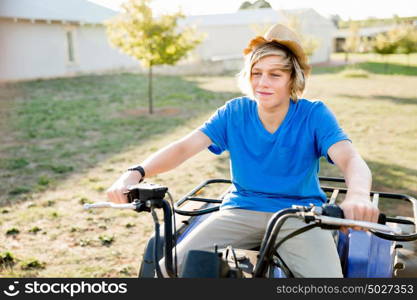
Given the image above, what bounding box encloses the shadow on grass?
[368,160,417,199]
[0,73,240,206]
[320,159,417,199]
[312,61,417,76]
[336,94,417,105]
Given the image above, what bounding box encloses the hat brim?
[243,36,311,75]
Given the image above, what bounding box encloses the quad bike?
[84,177,417,278]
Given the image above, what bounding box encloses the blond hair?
[237,42,310,101]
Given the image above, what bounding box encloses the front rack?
[319,177,417,241]
[173,177,417,240]
[174,179,232,216]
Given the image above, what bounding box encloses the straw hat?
[243,24,310,74]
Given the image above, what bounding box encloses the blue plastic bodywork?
[272,266,287,278]
[338,230,394,278]
[176,210,213,244]
[270,230,395,278]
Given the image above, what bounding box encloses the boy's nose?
[258,74,269,87]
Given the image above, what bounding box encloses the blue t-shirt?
[199,97,350,213]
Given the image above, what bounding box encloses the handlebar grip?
[321,204,386,228]
[322,204,344,219]
[320,205,344,230]
[378,213,386,224]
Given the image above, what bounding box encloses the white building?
[0,0,137,82]
[0,1,336,81]
[183,8,336,65]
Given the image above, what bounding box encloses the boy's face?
[250,55,292,109]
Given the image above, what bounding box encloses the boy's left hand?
[339,196,380,232]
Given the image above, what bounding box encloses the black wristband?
[127,165,145,182]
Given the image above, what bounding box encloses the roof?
[334,25,396,38]
[0,0,117,23]
[182,8,288,27]
[181,8,332,28]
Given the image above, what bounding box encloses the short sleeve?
[198,103,229,155]
[311,102,350,164]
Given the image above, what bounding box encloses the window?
[66,30,75,63]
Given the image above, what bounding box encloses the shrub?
[38,176,51,186]
[9,187,31,195]
[29,226,42,234]
[21,259,46,270]
[2,158,29,170]
[6,228,20,236]
[99,235,114,246]
[79,197,93,205]
[50,165,74,174]
[0,252,16,269]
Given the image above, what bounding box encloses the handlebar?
[300,206,401,235]
[83,202,400,234]
[84,179,417,241]
[316,215,400,234]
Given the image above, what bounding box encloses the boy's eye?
[271,74,281,77]
[251,72,261,76]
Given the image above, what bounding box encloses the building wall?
[0,19,137,82]
[0,19,66,81]
[291,9,337,64]
[186,10,336,67]
[305,24,335,64]
[75,25,138,72]
[193,23,274,61]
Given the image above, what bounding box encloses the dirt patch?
[0,83,21,101]
[0,83,22,151]
[0,83,20,120]
[121,107,182,117]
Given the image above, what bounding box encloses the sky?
[89,0,417,20]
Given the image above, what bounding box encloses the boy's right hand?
[106,171,142,203]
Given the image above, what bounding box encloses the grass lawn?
[326,53,417,76]
[0,54,416,277]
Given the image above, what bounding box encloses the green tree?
[395,24,417,66]
[239,1,252,9]
[372,30,398,72]
[329,14,342,28]
[105,0,203,114]
[253,0,272,8]
[238,0,272,10]
[343,21,360,62]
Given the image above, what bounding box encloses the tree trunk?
[148,65,153,114]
